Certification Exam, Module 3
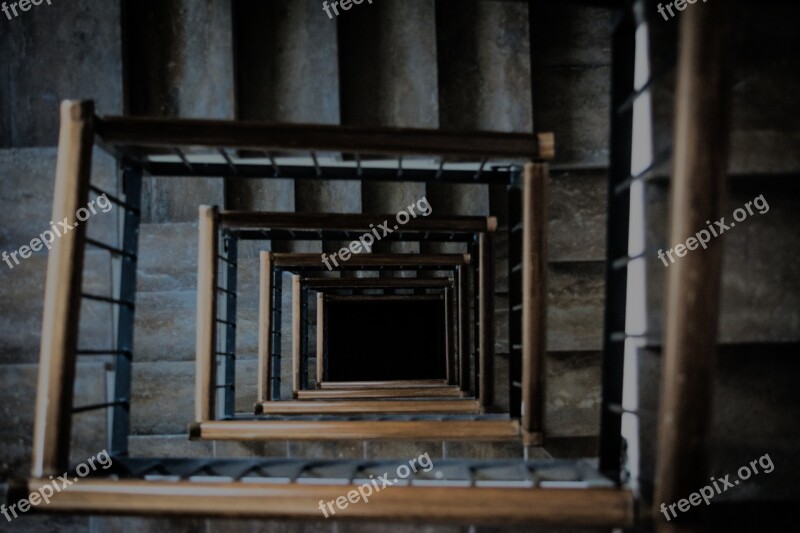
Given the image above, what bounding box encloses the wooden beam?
[292,275,301,398]
[316,291,324,385]
[318,380,448,390]
[192,419,521,441]
[296,387,467,399]
[195,205,219,422]
[273,253,471,269]
[521,163,548,435]
[323,294,443,302]
[478,232,495,409]
[95,116,554,160]
[257,252,272,403]
[457,264,470,392]
[445,287,454,384]
[255,399,481,415]
[220,212,494,233]
[303,277,453,289]
[653,3,733,531]
[31,100,94,477]
[22,478,632,526]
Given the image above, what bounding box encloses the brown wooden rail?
[95,116,555,160]
[255,399,481,415]
[296,387,467,399]
[21,478,633,526]
[191,419,521,441]
[318,380,448,389]
[273,253,471,268]
[31,101,94,477]
[220,211,495,233]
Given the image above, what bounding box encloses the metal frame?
[306,277,456,391]
[598,5,637,484]
[265,256,466,405]
[197,210,491,417]
[15,456,631,526]
[26,106,606,526]
[276,260,467,402]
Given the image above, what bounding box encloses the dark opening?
[326,298,447,381]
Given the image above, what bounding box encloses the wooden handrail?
[457,264,470,392]
[220,211,495,233]
[192,419,520,441]
[273,253,471,268]
[316,292,324,386]
[297,387,467,399]
[195,206,219,422]
[319,380,448,390]
[291,275,301,398]
[255,399,481,415]
[323,294,443,302]
[522,162,548,436]
[257,252,272,403]
[96,115,555,160]
[653,3,733,529]
[22,478,633,526]
[32,100,94,477]
[445,286,454,384]
[478,233,495,409]
[302,277,453,289]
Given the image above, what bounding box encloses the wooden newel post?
[654,3,733,531]
[195,205,219,422]
[522,162,548,438]
[32,100,94,477]
[478,231,495,409]
[258,251,273,403]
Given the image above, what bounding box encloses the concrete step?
[0,147,118,249]
[232,0,358,249]
[130,360,195,435]
[648,2,800,176]
[126,0,234,119]
[545,351,602,438]
[1,252,114,365]
[645,180,800,343]
[0,362,108,479]
[548,168,607,262]
[127,0,233,223]
[338,0,436,254]
[635,344,800,501]
[728,2,800,174]
[0,0,123,147]
[133,290,197,363]
[530,2,613,167]
[429,0,533,251]
[436,0,532,133]
[128,434,212,458]
[548,262,605,352]
[137,222,198,293]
